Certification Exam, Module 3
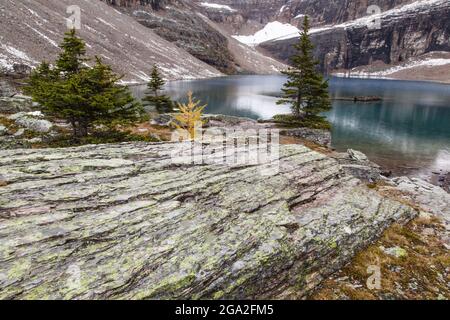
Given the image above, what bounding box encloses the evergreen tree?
[143,64,173,113]
[277,16,331,119]
[25,62,58,105]
[24,29,145,138]
[148,64,165,97]
[56,29,88,76]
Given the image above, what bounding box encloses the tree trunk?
[295,91,302,117]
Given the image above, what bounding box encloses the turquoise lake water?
[133,75,450,176]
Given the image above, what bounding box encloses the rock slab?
[0,142,416,299]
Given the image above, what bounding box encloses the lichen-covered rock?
[384,177,450,231]
[0,80,18,98]
[280,128,332,147]
[381,246,408,258]
[333,150,382,182]
[387,177,449,220]
[13,128,24,137]
[347,149,368,162]
[0,97,33,114]
[8,111,53,133]
[0,142,416,299]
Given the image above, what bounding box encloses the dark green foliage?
[277,16,332,123]
[143,64,174,113]
[56,29,88,75]
[46,130,159,148]
[272,114,332,130]
[24,62,57,106]
[148,64,165,95]
[24,29,145,139]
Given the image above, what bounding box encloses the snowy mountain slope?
[0,0,223,81]
[232,0,448,44]
[334,52,450,84]
[197,13,288,74]
[102,0,287,75]
[196,0,418,34]
[255,0,450,82]
[199,2,236,12]
[232,21,300,46]
[274,0,450,41]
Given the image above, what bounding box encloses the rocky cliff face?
[276,0,416,26]
[260,0,450,73]
[103,0,238,73]
[102,0,286,74]
[0,142,416,299]
[196,0,286,34]
[198,0,449,76]
[196,0,416,32]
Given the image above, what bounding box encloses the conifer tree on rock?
[277,16,331,123]
[25,29,145,139]
[143,64,173,113]
[56,28,88,76]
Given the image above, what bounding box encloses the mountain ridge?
[0,0,223,82]
[199,0,450,80]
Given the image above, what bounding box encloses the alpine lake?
[132,75,450,179]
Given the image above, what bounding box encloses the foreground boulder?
[0,142,416,299]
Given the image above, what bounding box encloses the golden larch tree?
[174,91,207,139]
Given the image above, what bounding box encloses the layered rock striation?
[0,141,416,299]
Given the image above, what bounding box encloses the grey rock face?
[381,176,450,249]
[132,7,237,74]
[280,128,332,147]
[198,0,415,30]
[333,150,382,182]
[104,1,287,75]
[0,97,33,114]
[8,112,53,133]
[0,142,416,299]
[0,80,18,98]
[387,177,450,224]
[260,1,450,73]
[281,0,415,26]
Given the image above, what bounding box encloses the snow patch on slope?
[334,57,450,79]
[200,2,236,12]
[232,21,300,46]
[234,0,448,45]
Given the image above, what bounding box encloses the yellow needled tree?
[174,91,207,139]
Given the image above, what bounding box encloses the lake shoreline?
[332,74,450,86]
[126,73,450,86]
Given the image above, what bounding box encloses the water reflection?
[132,75,450,174]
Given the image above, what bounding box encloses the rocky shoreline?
[0,139,419,299]
[0,88,448,299]
[1,87,448,192]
